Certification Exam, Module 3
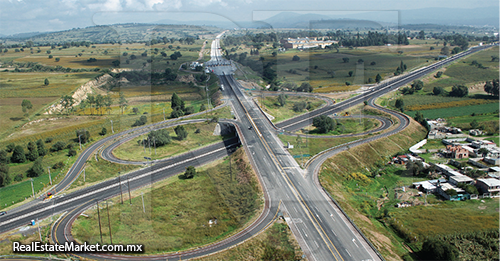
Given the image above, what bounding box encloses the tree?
[0,164,10,187]
[449,85,468,97]
[0,150,7,164]
[395,98,404,111]
[175,125,188,140]
[6,143,15,153]
[292,55,300,61]
[433,86,444,96]
[375,73,382,83]
[99,127,107,136]
[55,57,60,62]
[312,115,336,133]
[342,57,349,63]
[21,99,33,120]
[170,107,184,118]
[36,139,46,156]
[147,129,171,146]
[357,59,364,64]
[27,158,44,178]
[414,111,425,125]
[26,141,39,161]
[104,95,112,114]
[277,93,287,107]
[171,93,185,110]
[478,148,489,157]
[435,71,443,78]
[199,104,206,112]
[297,82,313,92]
[420,238,459,261]
[411,80,424,91]
[132,115,148,127]
[95,94,104,115]
[348,71,354,77]
[68,148,77,157]
[440,46,450,56]
[470,119,479,129]
[445,189,458,197]
[50,141,66,152]
[484,79,499,96]
[61,95,75,115]
[11,145,26,163]
[132,107,139,115]
[418,30,425,40]
[293,101,307,112]
[119,92,128,115]
[76,129,90,144]
[179,166,196,179]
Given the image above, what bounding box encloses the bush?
[45,137,53,143]
[68,149,77,157]
[6,143,15,152]
[14,174,23,182]
[50,141,66,152]
[179,166,196,179]
[27,158,44,178]
[293,101,307,112]
[52,161,65,169]
[132,115,148,127]
[420,238,458,260]
[99,127,107,136]
[175,125,188,140]
[292,55,300,61]
[76,129,90,144]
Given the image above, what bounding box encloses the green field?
[259,95,325,123]
[306,118,380,136]
[405,102,499,119]
[112,122,232,162]
[72,148,261,254]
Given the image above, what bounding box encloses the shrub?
[45,137,53,143]
[52,161,65,169]
[27,158,44,178]
[11,145,26,163]
[14,174,23,182]
[50,141,66,152]
[68,149,77,157]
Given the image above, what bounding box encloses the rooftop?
[477,178,500,187]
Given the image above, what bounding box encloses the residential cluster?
[390,119,500,203]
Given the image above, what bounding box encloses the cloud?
[49,18,64,24]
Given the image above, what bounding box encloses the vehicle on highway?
[248,126,252,130]
[0,211,6,216]
[44,192,53,200]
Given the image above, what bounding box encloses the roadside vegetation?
[112,121,234,162]
[72,147,262,254]
[258,95,325,122]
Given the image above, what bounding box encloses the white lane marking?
[314,241,319,249]
[302,229,308,237]
[346,249,352,257]
[331,229,337,237]
[330,213,336,221]
[316,213,322,222]
[0,145,231,227]
[352,238,359,248]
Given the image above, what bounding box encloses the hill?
[1,23,220,44]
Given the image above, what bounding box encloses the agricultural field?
[258,95,325,123]
[112,121,233,162]
[72,148,262,254]
[404,103,499,120]
[303,117,380,136]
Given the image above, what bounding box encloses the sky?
[0,0,498,36]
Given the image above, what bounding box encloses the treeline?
[0,130,90,187]
[3,61,105,73]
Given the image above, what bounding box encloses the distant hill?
[2,24,220,44]
[261,7,499,29]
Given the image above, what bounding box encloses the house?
[443,145,469,159]
[484,157,500,165]
[190,61,203,69]
[476,178,500,195]
[412,180,438,193]
[437,182,468,200]
[471,140,496,149]
[449,174,474,186]
[488,167,500,176]
[280,37,338,49]
[469,129,484,136]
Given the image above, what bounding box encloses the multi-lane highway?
[0,31,494,261]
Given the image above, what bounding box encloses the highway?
[0,32,493,260]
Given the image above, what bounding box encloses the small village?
[391,118,499,205]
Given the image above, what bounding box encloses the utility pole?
[143,135,146,153]
[96,201,103,244]
[48,167,52,185]
[110,120,114,133]
[148,138,151,154]
[127,177,132,204]
[153,137,156,155]
[118,173,123,204]
[141,192,145,213]
[106,200,113,244]
[79,135,82,150]
[30,178,34,198]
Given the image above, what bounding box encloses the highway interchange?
[0,31,494,260]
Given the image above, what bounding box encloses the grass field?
[197,221,303,261]
[72,148,262,254]
[305,118,380,136]
[318,119,428,260]
[112,122,232,162]
[259,95,325,123]
[404,102,499,119]
[239,45,438,92]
